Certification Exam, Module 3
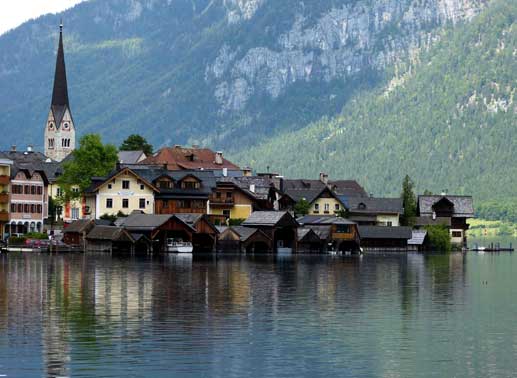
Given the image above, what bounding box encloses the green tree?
[120,134,153,156]
[425,225,452,252]
[294,198,311,217]
[58,134,118,200]
[401,175,417,226]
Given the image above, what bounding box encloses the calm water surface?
[1,250,517,378]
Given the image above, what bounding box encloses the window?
[162,200,169,208]
[193,200,205,209]
[335,204,340,211]
[216,192,222,199]
[140,184,145,190]
[108,184,112,190]
[386,221,393,227]
[106,198,113,209]
[37,205,42,214]
[139,198,146,209]
[122,180,130,190]
[72,187,79,194]
[324,203,330,212]
[24,185,30,195]
[24,204,30,213]
[122,199,129,208]
[30,204,35,213]
[30,186,36,195]
[71,208,79,220]
[17,204,23,213]
[48,138,54,149]
[452,231,462,238]
[336,224,351,234]
[177,200,189,209]
[61,138,71,148]
[11,204,16,212]
[56,187,63,197]
[223,210,231,217]
[226,192,232,199]
[182,181,199,189]
[314,203,320,213]
[37,186,43,195]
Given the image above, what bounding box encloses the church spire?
[51,20,69,107]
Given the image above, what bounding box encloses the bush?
[9,236,27,245]
[425,225,451,252]
[25,232,48,240]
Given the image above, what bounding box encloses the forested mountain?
[0,0,515,201]
[235,0,516,200]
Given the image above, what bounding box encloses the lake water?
[1,250,517,378]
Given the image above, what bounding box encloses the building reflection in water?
[0,252,473,377]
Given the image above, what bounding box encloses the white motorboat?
[166,238,193,254]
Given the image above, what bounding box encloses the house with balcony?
[345,197,404,226]
[297,215,360,253]
[209,176,278,221]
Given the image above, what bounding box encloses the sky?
[0,0,85,36]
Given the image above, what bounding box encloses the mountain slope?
[0,0,484,151]
[231,0,516,200]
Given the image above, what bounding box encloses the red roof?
[140,146,240,171]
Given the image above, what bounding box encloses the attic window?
[186,153,195,162]
[358,203,366,210]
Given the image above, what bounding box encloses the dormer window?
[182,181,200,190]
[358,203,366,210]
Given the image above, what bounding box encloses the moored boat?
[166,238,193,254]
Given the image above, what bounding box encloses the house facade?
[346,197,403,226]
[0,158,12,239]
[417,195,474,247]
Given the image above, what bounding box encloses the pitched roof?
[347,197,403,214]
[297,215,356,225]
[230,226,265,242]
[329,180,368,197]
[358,226,412,240]
[418,195,474,218]
[305,225,332,240]
[414,216,451,227]
[63,219,93,233]
[140,146,240,170]
[217,176,276,201]
[118,151,146,164]
[297,227,320,243]
[242,211,296,227]
[408,230,427,246]
[86,226,132,242]
[119,213,172,231]
[282,179,364,204]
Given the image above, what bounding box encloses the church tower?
[44,22,76,162]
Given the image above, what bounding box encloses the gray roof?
[218,176,276,201]
[408,230,427,246]
[118,151,146,164]
[306,225,332,240]
[242,211,294,227]
[86,226,130,241]
[347,197,403,214]
[174,213,203,228]
[418,195,474,218]
[297,227,320,242]
[63,219,93,233]
[297,215,356,225]
[119,213,173,231]
[414,216,451,227]
[358,226,412,240]
[282,179,366,198]
[230,226,263,242]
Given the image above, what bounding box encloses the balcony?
[0,212,9,222]
[0,175,9,185]
[209,198,234,206]
[0,193,9,204]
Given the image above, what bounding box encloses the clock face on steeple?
[49,122,54,130]
[63,122,70,130]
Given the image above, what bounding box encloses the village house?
[297,215,361,253]
[242,211,299,253]
[209,176,279,221]
[84,167,158,219]
[0,157,12,240]
[416,195,474,247]
[345,197,404,226]
[217,226,272,253]
[278,173,366,215]
[140,145,241,174]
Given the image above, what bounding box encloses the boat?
[166,238,193,254]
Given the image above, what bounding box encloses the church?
[44,22,76,162]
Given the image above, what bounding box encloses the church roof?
[50,24,70,128]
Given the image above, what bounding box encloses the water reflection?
[0,251,516,377]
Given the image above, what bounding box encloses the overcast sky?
[0,0,85,36]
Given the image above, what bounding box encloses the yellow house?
[47,182,86,222]
[85,168,158,219]
[280,186,347,216]
[209,182,257,220]
[347,197,403,226]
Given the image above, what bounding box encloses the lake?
[1,250,516,378]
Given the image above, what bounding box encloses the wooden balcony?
[331,232,356,241]
[0,175,9,185]
[0,212,9,222]
[0,193,9,204]
[209,198,234,206]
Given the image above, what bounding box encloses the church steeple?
[51,21,69,107]
[45,21,76,163]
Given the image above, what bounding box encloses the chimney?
[242,167,252,177]
[10,145,16,152]
[27,145,33,153]
[319,172,329,185]
[250,184,256,193]
[222,167,228,177]
[215,151,223,165]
